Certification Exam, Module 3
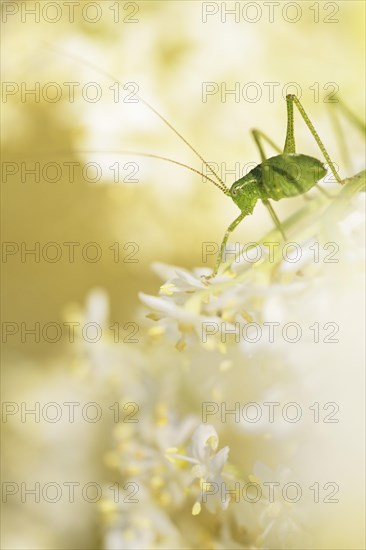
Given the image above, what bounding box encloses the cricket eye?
[231,187,237,197]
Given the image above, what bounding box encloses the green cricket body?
[230,153,327,214]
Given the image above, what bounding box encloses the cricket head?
[230,168,262,215]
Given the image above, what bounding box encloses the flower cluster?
[94,175,365,549]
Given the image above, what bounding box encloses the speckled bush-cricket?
[205,93,344,277]
[50,48,346,278]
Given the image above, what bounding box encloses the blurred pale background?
[1,1,365,549]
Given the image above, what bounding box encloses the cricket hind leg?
[283,97,336,198]
[251,129,288,239]
[284,94,343,184]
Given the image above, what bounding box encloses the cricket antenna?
[80,150,230,192]
[43,43,230,196]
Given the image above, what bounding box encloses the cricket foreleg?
[209,211,247,278]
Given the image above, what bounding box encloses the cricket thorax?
[230,166,262,214]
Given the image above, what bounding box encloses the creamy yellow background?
[2,1,365,548]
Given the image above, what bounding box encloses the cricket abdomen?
[257,154,327,200]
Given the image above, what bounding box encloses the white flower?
[168,424,230,515]
[139,289,224,351]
